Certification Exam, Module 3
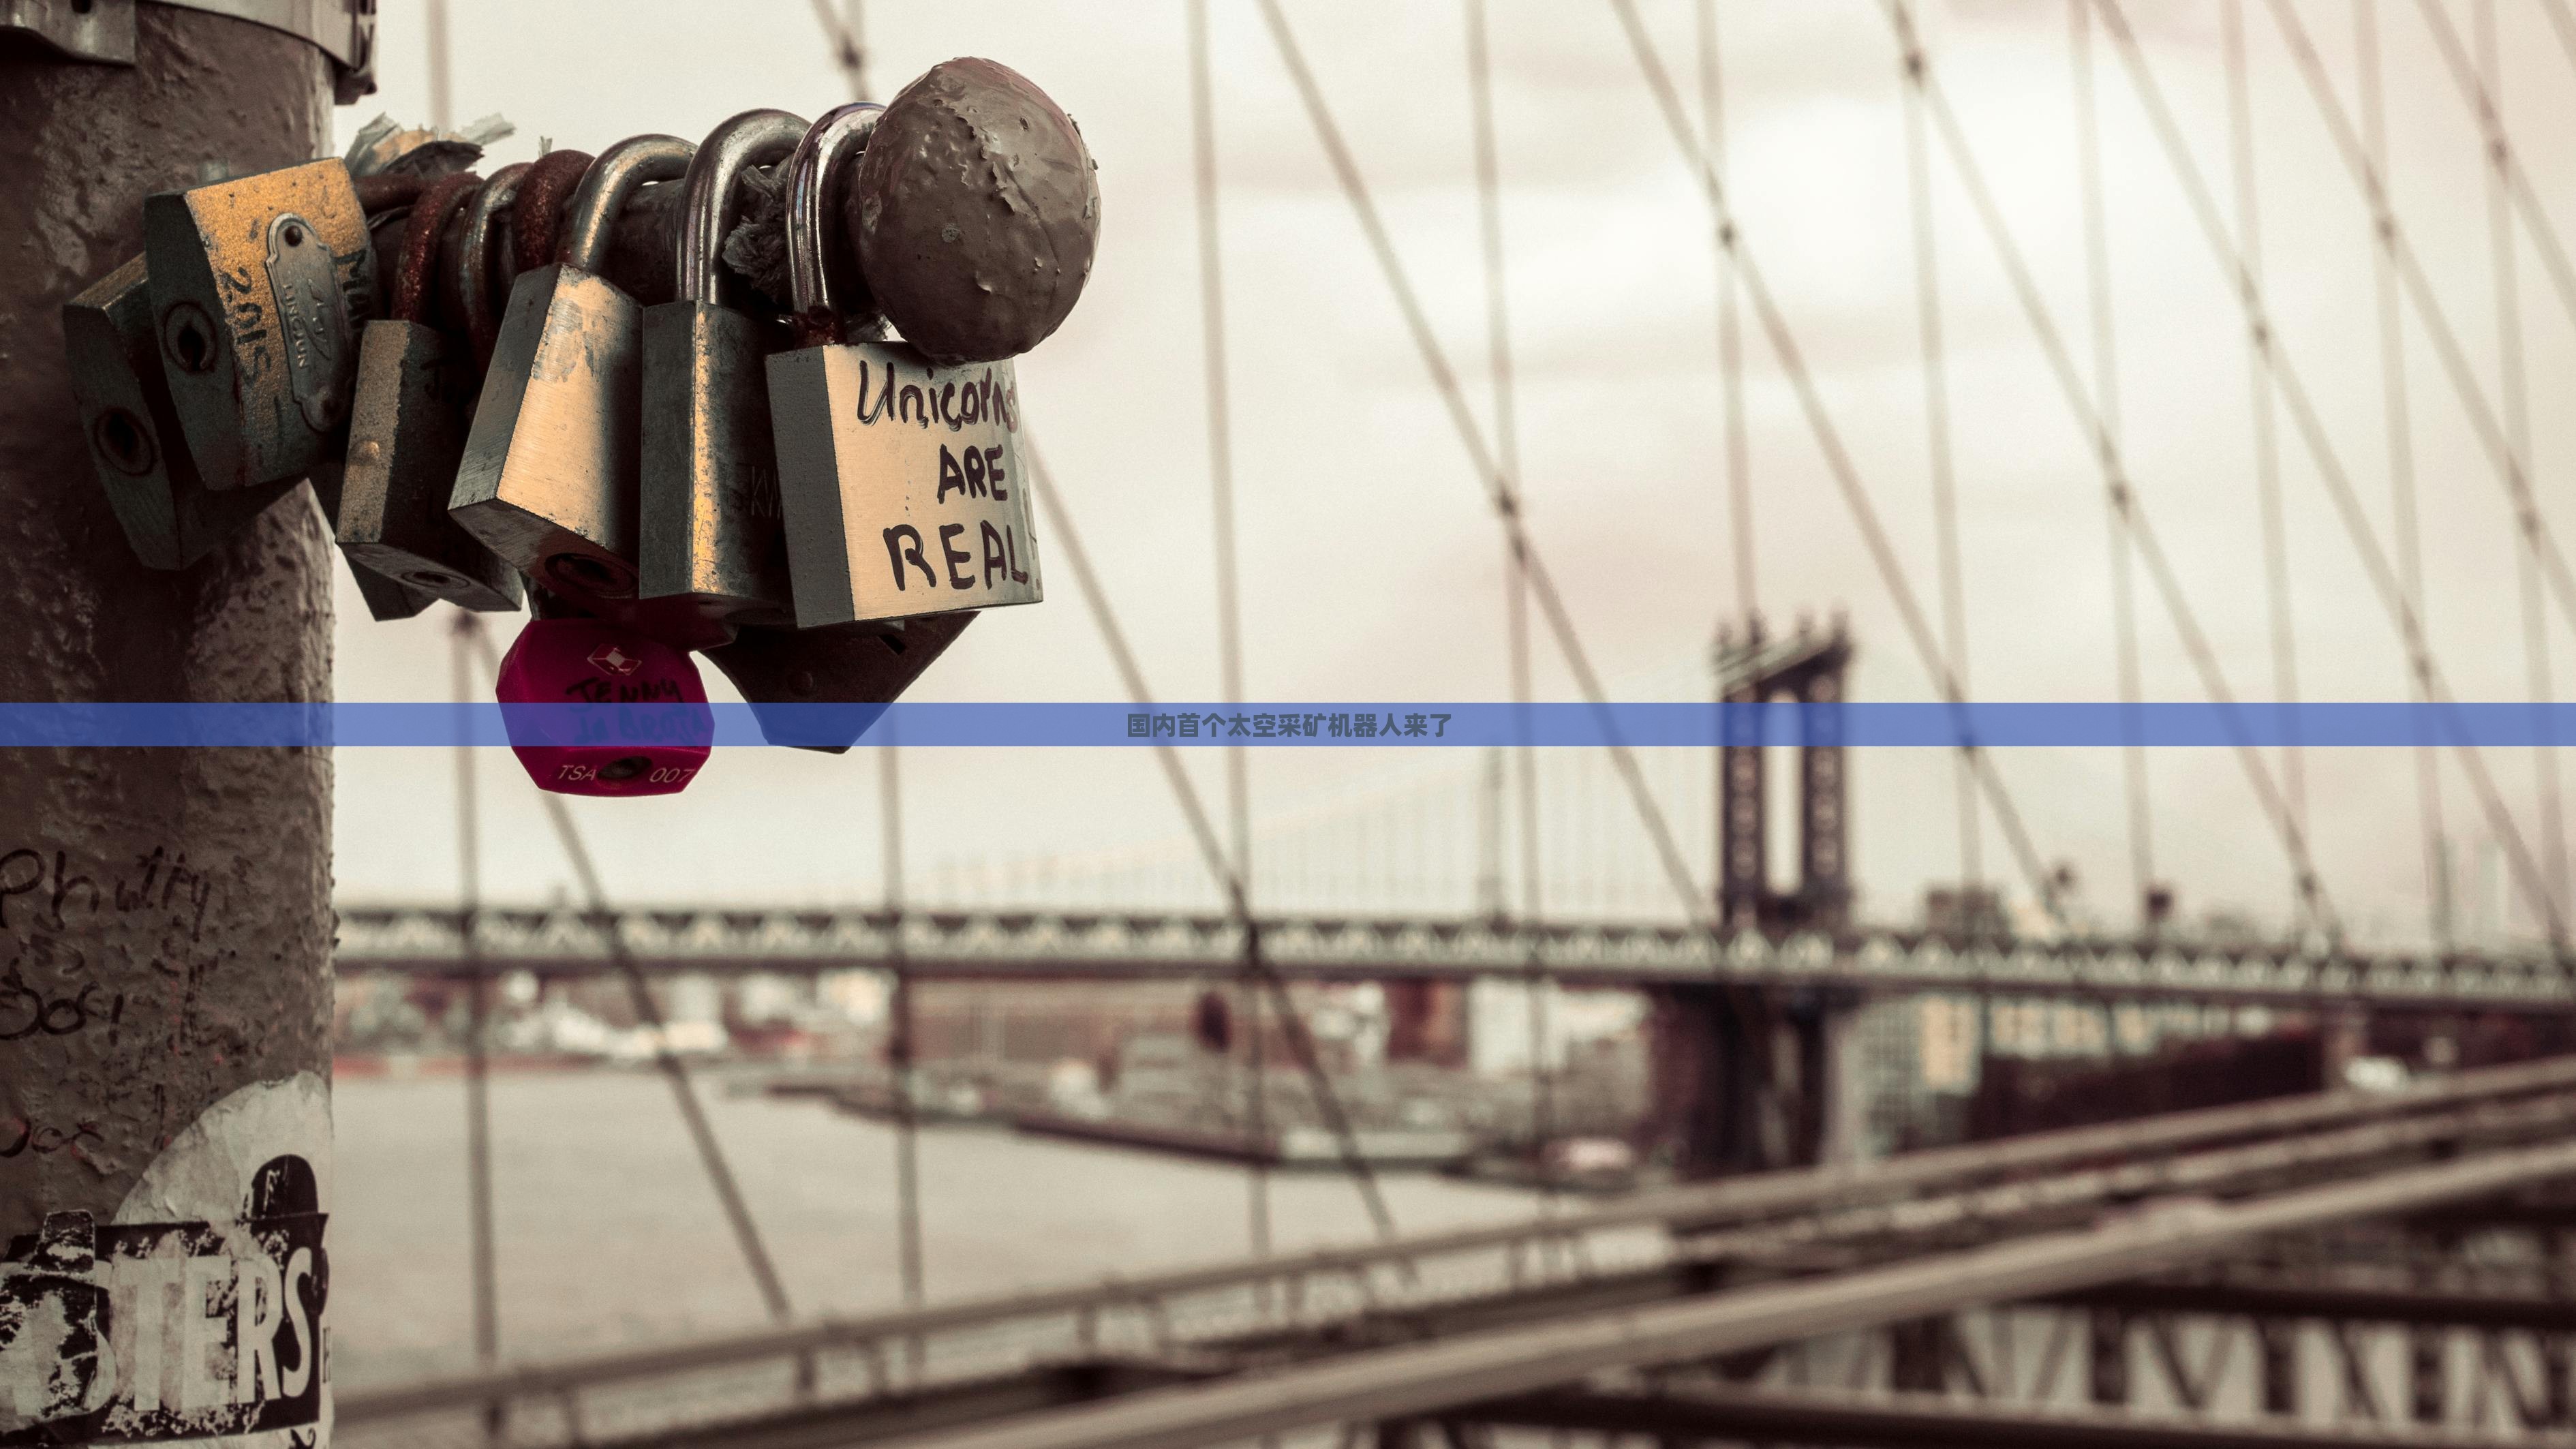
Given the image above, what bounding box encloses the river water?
[328,1071,1540,1389]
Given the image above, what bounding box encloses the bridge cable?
[1465,0,1559,1203]
[460,627,799,1325]
[1897,12,1982,909]
[1257,0,1713,929]
[2354,1,2454,948]
[1886,0,2343,947]
[2221,0,2311,930]
[448,613,502,1400]
[879,741,927,1320]
[1028,438,1403,1244]
[2071,1,2158,939]
[2423,0,2572,930]
[1605,0,2076,933]
[808,0,870,102]
[2091,0,2569,954]
[1698,0,1755,624]
[2260,2,2576,650]
[1186,0,1276,1268]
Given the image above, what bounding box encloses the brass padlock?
[452,136,694,612]
[335,172,523,612]
[143,159,374,489]
[310,461,440,621]
[704,612,976,754]
[62,256,299,569]
[637,108,810,641]
[767,106,1044,626]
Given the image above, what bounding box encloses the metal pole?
[0,0,337,1411]
[453,613,503,1435]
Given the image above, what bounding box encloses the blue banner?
[0,701,2567,748]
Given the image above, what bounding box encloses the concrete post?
[0,10,336,1437]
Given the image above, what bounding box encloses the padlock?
[335,172,523,611]
[143,159,375,489]
[637,108,811,641]
[305,462,438,621]
[62,256,300,569]
[494,617,713,797]
[703,611,975,753]
[453,136,695,614]
[767,106,1045,627]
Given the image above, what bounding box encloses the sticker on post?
[0,1074,331,1446]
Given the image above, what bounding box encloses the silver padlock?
[143,159,375,489]
[452,136,694,613]
[768,106,1044,627]
[704,612,976,754]
[638,108,810,642]
[62,256,299,569]
[335,172,523,611]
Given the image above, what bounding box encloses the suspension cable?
[2222,0,2309,924]
[2357,0,2453,945]
[449,613,501,1389]
[1697,0,1754,622]
[1186,0,1274,1268]
[2261,1,2576,645]
[1028,438,1401,1243]
[1897,19,1980,902]
[2071,2,2157,934]
[1606,0,2072,933]
[461,627,798,1324]
[2091,0,2568,954]
[1462,0,1557,1195]
[1259,0,1713,928]
[879,738,925,1315]
[1888,0,2341,946]
[2471,0,2569,928]
[808,0,870,102]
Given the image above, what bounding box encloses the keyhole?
[545,551,636,599]
[91,409,155,476]
[596,756,651,782]
[281,222,305,248]
[162,303,217,374]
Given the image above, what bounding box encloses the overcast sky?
[324,1,2576,950]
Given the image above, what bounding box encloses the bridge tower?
[1646,614,1859,1178]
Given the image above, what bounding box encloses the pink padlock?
[494,617,714,797]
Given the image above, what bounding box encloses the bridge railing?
[333,1052,2576,1441]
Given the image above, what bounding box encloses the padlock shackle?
[394,172,485,325]
[563,135,695,275]
[783,103,883,344]
[677,109,811,305]
[515,149,598,276]
[461,161,530,370]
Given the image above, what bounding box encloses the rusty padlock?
[62,256,300,569]
[143,159,375,489]
[453,137,695,612]
[334,172,523,611]
[494,617,713,797]
[769,104,1043,628]
[637,109,810,642]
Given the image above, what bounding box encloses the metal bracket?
[1,0,373,102]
